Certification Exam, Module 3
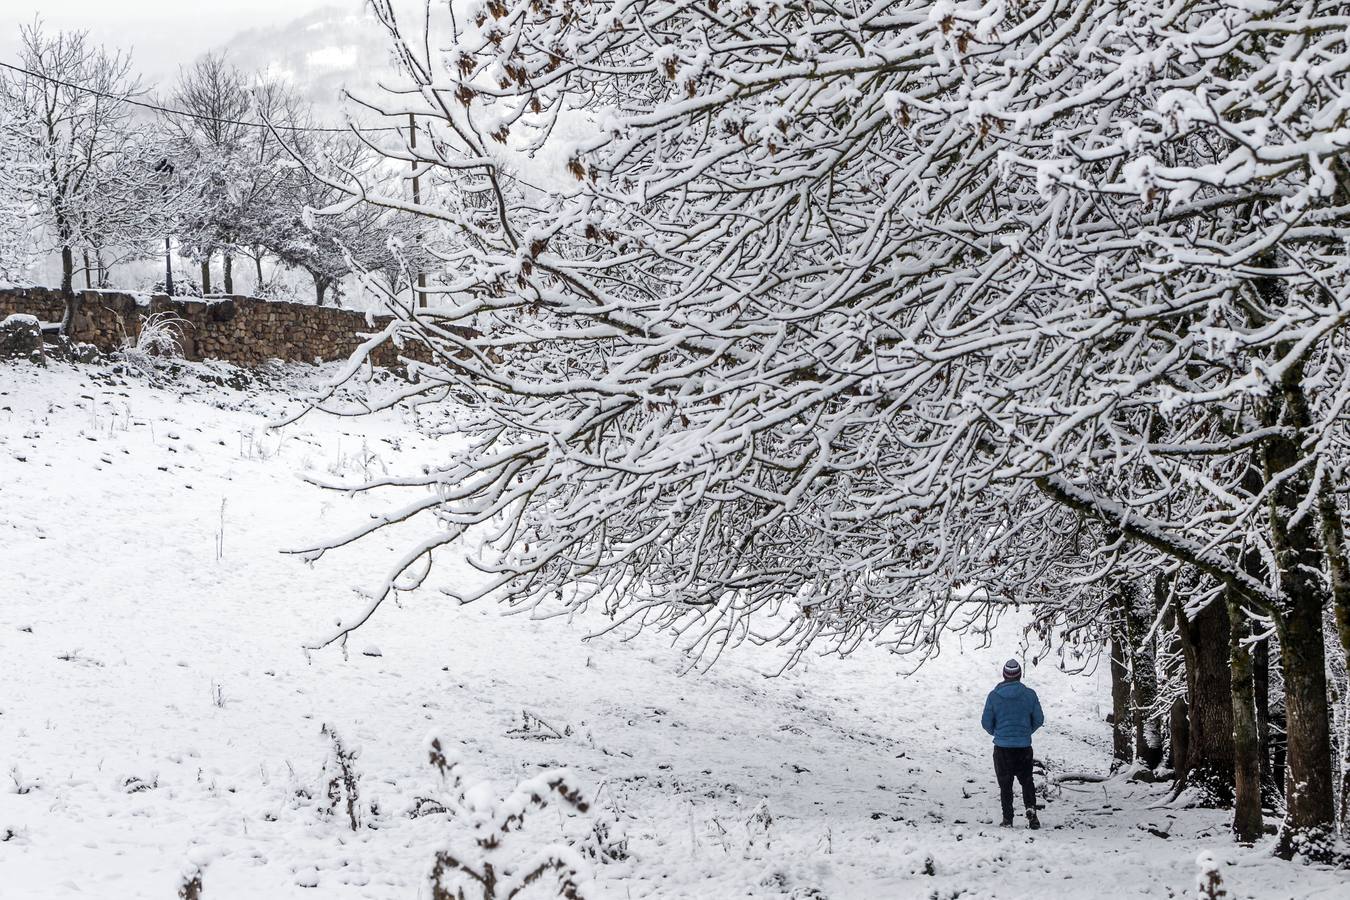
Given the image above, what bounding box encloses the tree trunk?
[1161,597,1189,772]
[1315,480,1350,829]
[1253,635,1276,803]
[1176,594,1236,805]
[1170,697,1190,774]
[59,238,78,333]
[164,237,175,296]
[1274,599,1334,857]
[83,250,93,289]
[1336,683,1350,834]
[1128,578,1164,768]
[1263,356,1336,859]
[200,255,212,295]
[254,253,264,293]
[60,245,74,294]
[1110,624,1133,766]
[314,275,328,306]
[1315,479,1350,677]
[1225,590,1263,843]
[223,252,234,295]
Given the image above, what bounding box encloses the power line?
[0,58,402,133]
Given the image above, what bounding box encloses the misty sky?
[0,0,353,80]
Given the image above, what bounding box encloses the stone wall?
[0,287,434,368]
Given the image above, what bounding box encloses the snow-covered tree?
[0,99,37,283]
[305,0,1350,855]
[165,52,252,295]
[166,53,317,296]
[268,135,408,306]
[0,22,144,326]
[72,128,199,289]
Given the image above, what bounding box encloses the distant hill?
[213,4,397,124]
[210,3,589,188]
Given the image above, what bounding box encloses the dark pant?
[993,746,1036,819]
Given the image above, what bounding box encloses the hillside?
[216,4,391,118]
[0,357,1343,899]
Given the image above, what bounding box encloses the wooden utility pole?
[409,113,427,308]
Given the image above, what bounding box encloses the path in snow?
[0,359,1344,899]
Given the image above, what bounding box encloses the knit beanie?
[1002,658,1022,679]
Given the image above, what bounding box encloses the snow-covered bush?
[177,865,203,900]
[111,311,189,376]
[423,735,602,900]
[1194,851,1227,900]
[150,277,203,299]
[320,723,363,832]
[124,312,187,359]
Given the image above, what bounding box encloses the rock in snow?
[0,314,44,365]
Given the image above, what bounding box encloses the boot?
[1025,807,1040,830]
[1000,812,1014,827]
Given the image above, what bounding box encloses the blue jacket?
[981,681,1044,748]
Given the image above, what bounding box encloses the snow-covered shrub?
[177,847,211,900]
[579,810,627,865]
[7,765,37,795]
[150,277,202,299]
[746,799,773,851]
[423,735,600,900]
[1194,851,1226,900]
[177,865,203,900]
[320,723,362,832]
[758,860,830,899]
[124,312,187,359]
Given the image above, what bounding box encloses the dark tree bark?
[1273,594,1334,857]
[223,251,234,295]
[200,254,212,295]
[1253,635,1276,803]
[164,237,175,296]
[1225,590,1263,842]
[1110,623,1133,766]
[59,244,74,294]
[1175,594,1236,805]
[1262,356,1336,859]
[57,212,79,332]
[1170,696,1190,775]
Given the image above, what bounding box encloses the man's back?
[981,680,1044,748]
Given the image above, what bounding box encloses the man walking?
[981,658,1045,829]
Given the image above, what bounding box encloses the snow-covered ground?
[0,358,1344,899]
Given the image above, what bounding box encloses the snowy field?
[0,358,1345,900]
